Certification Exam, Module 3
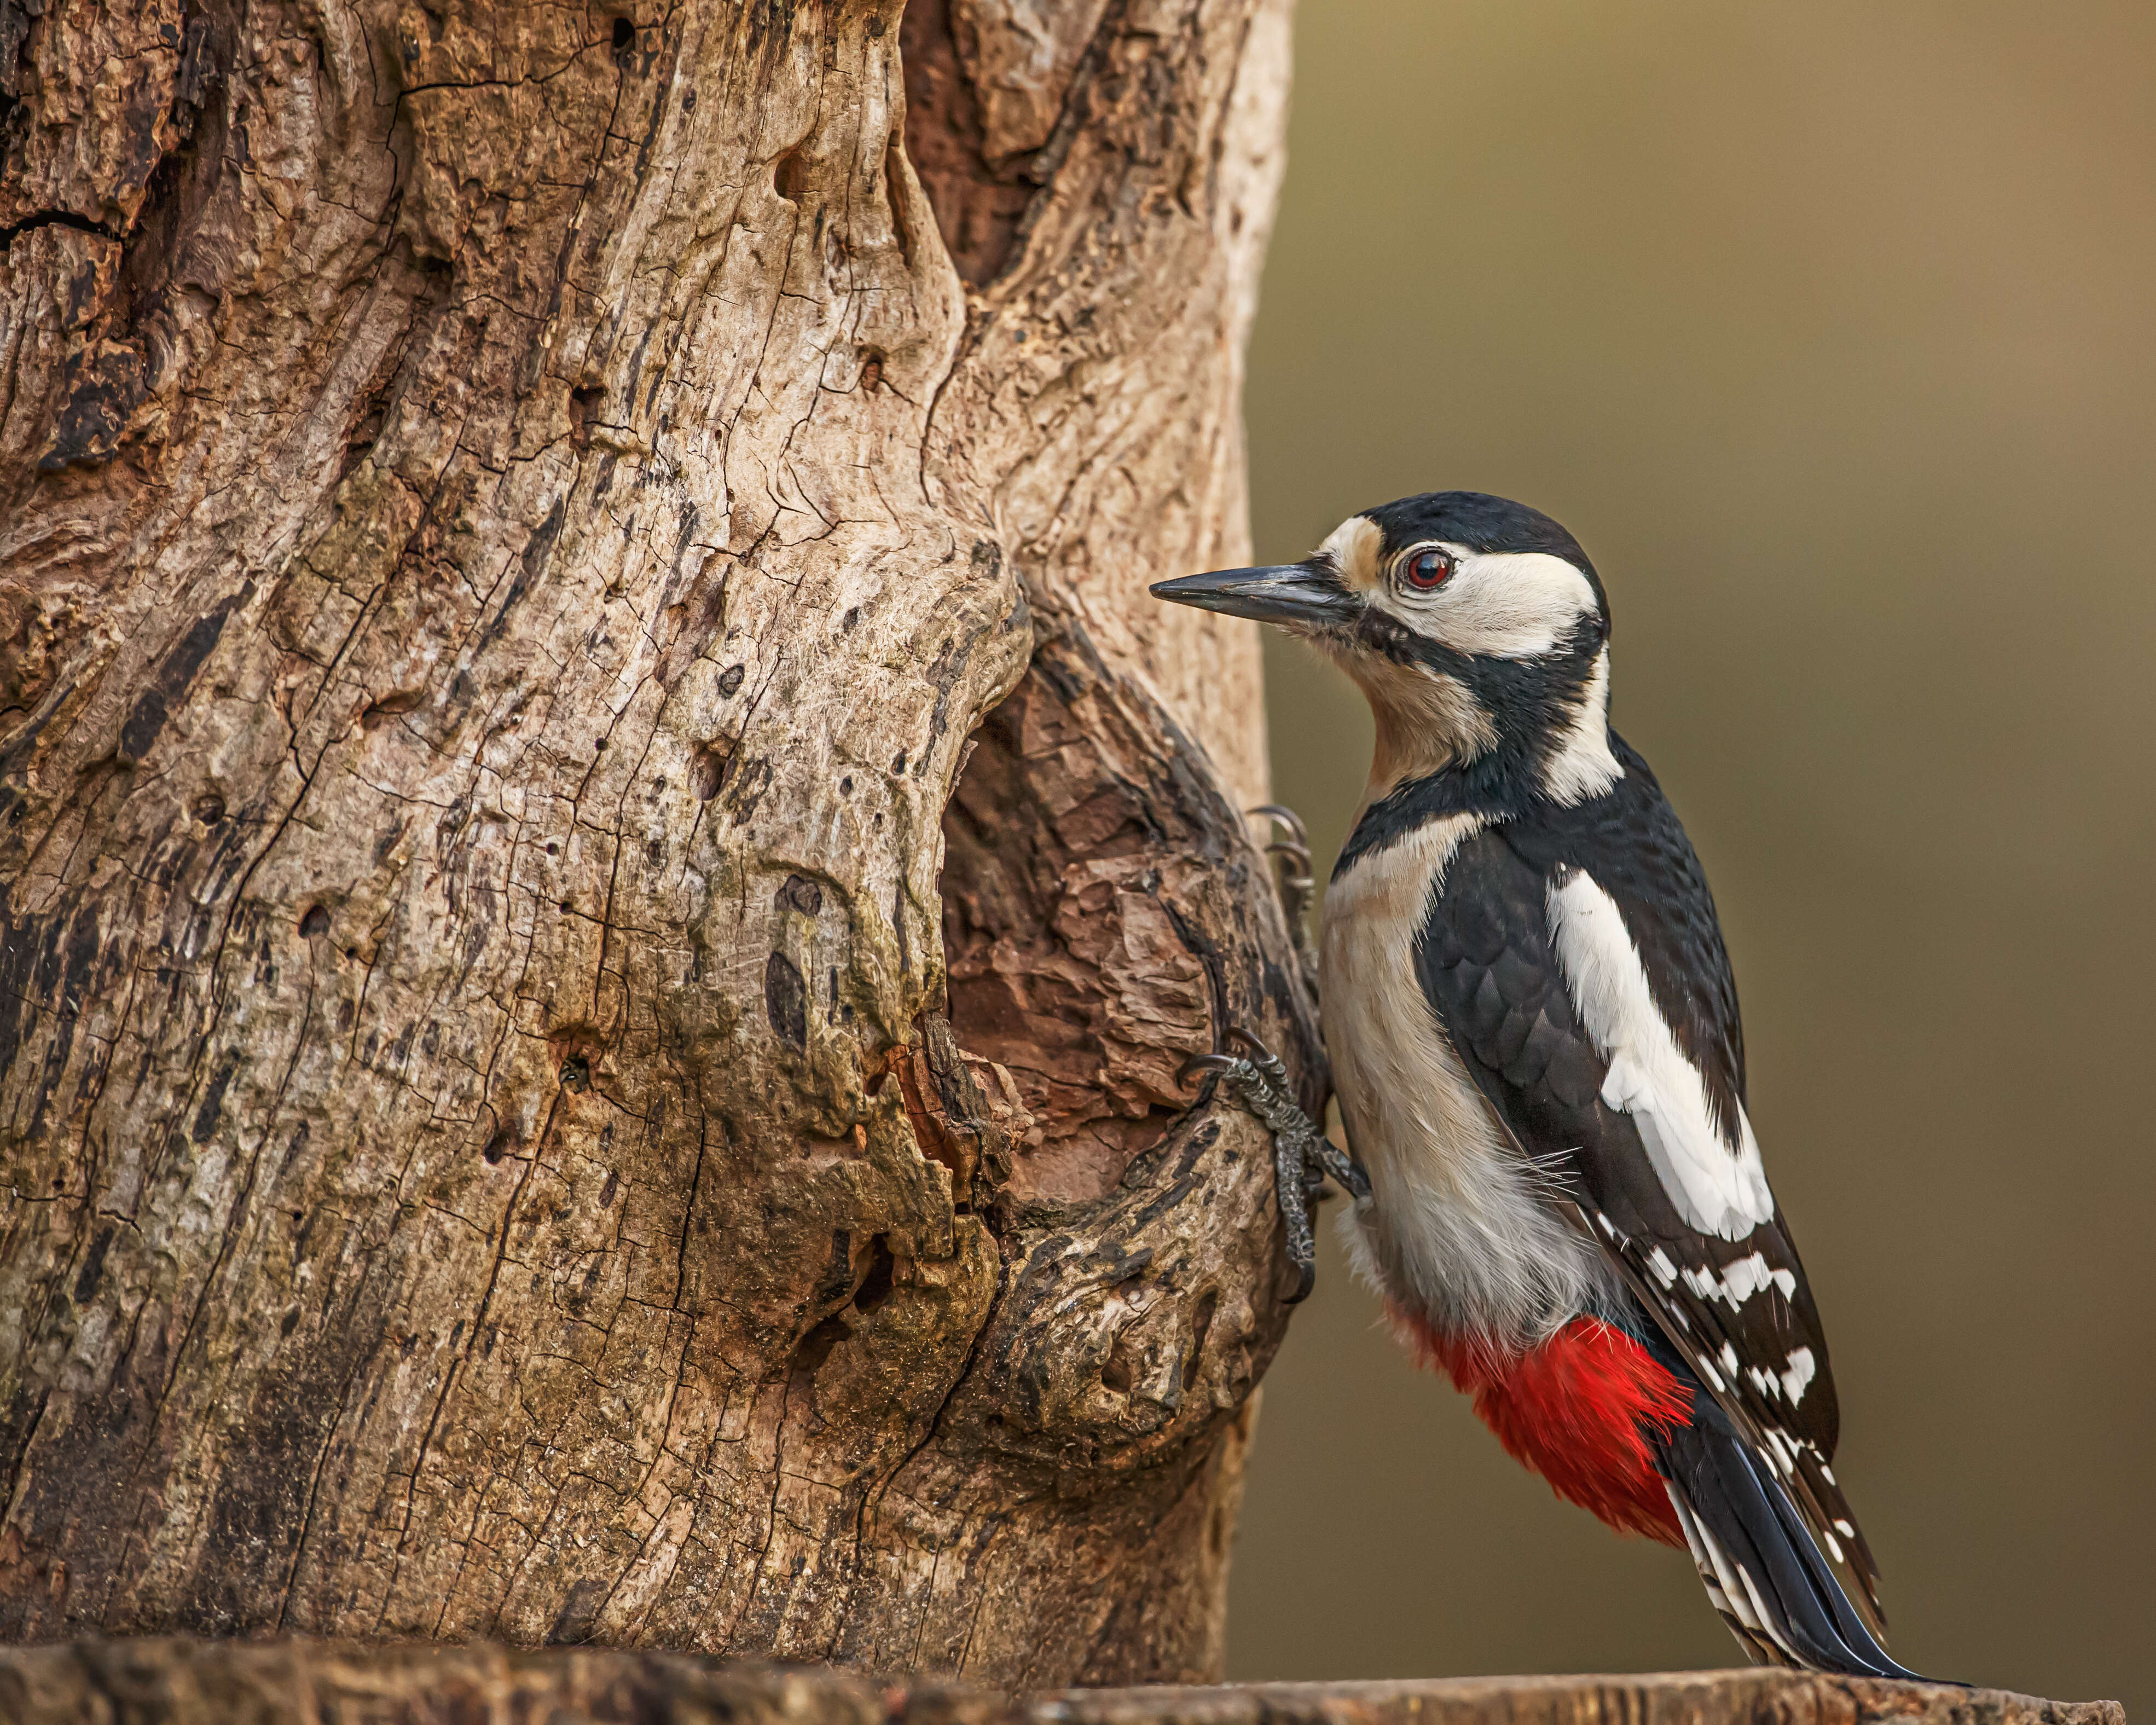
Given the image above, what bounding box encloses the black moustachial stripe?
[1332,622,1607,880]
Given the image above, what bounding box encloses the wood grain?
[2,0,1299,1683]
[0,1642,2121,1725]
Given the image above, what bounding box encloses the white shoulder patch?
[1545,870,1776,1240]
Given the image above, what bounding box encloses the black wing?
[1412,739,1888,1642]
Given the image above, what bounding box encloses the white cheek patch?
[1318,514,1384,593]
[1545,870,1777,1241]
[1383,547,1599,659]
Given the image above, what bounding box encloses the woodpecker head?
[1152,491,1620,806]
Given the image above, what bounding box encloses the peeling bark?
[0,0,1299,1686]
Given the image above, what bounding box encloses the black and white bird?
[1154,491,1924,1677]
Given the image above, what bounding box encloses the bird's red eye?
[1401,548,1453,591]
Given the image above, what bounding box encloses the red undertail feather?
[1394,1307,1693,1545]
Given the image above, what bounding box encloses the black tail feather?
[1659,1397,1925,1678]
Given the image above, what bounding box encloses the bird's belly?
[1321,815,1620,1348]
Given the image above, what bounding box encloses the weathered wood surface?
[0,1642,2123,1725]
[0,0,1306,1685]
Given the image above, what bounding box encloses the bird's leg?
[1183,1029,1369,1303]
[1250,804,1319,993]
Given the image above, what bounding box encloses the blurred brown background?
[1223,0,2155,1711]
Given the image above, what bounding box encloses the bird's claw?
[1181,1027,1370,1303]
[1250,804,1320,985]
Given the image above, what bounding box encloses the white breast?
[1322,816,1621,1349]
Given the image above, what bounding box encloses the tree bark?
[0,0,1308,1687]
[0,1640,2125,1725]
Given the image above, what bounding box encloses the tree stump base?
[0,1641,2120,1725]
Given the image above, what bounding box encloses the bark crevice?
[0,0,1295,1685]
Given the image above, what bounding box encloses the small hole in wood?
[853,1237,899,1314]
[690,745,728,801]
[569,384,604,450]
[773,148,808,204]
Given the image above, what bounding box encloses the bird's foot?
[1183,1028,1369,1304]
[1251,804,1319,988]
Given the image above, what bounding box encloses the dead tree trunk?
[0,0,1309,1688]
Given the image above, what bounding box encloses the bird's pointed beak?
[1150,561,1361,629]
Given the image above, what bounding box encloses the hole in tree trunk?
[896,0,1038,286]
[939,659,1212,1214]
[773,147,809,204]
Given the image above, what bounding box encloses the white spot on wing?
[1647,1247,1678,1287]
[1781,1347,1817,1405]
[1770,1267,1796,1299]
[1545,871,1777,1240]
[1720,1252,1771,1304]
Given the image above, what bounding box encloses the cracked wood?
[0,0,1299,1686]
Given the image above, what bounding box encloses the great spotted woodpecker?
[1155,492,1924,1677]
